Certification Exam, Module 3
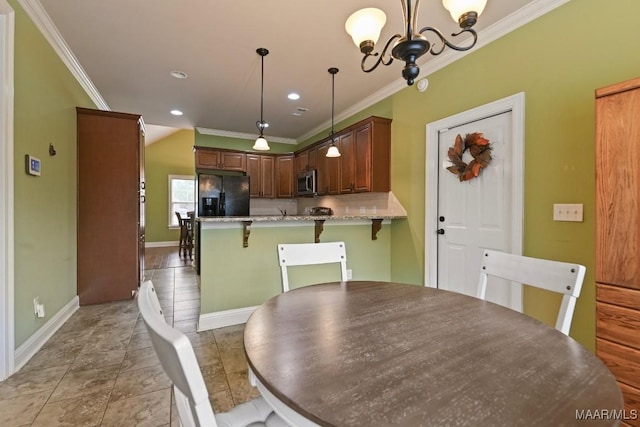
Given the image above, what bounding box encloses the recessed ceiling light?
[292,112,303,116]
[170,70,188,79]
[170,109,183,116]
[288,93,300,100]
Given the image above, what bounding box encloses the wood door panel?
[596,302,640,350]
[77,108,141,305]
[353,124,372,192]
[339,131,354,193]
[276,155,294,198]
[246,154,261,197]
[597,283,640,311]
[595,86,640,288]
[260,155,275,198]
[619,382,640,427]
[221,152,246,171]
[597,338,640,390]
[195,150,220,169]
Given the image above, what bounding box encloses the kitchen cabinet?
[276,155,294,198]
[195,148,246,171]
[313,116,391,196]
[295,146,318,175]
[295,150,309,175]
[595,76,640,426]
[77,107,144,305]
[343,118,391,193]
[338,131,355,193]
[317,141,340,195]
[247,154,275,198]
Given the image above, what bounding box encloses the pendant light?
[326,67,341,158]
[253,48,270,151]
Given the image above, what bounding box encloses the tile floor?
[0,247,259,426]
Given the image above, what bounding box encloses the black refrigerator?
[197,174,250,217]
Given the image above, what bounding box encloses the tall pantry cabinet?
[76,108,145,305]
[595,77,640,426]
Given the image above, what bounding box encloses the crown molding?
[298,0,569,143]
[18,0,108,110]
[22,0,568,145]
[195,127,297,145]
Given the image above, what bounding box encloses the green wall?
[200,223,391,313]
[12,0,95,346]
[145,129,195,243]
[387,0,640,351]
[16,0,638,353]
[195,131,295,154]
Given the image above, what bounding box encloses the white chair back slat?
[278,241,348,292]
[477,250,586,335]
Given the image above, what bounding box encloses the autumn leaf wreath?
[446,132,492,182]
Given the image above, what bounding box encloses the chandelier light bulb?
[345,8,387,52]
[442,0,487,25]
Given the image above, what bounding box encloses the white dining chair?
[137,281,288,427]
[477,249,586,335]
[277,241,348,292]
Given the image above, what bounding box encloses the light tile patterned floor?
[0,247,258,426]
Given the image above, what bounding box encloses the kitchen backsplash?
[250,192,407,217]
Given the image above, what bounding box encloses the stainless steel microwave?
[297,170,316,196]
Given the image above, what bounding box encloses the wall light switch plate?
[553,204,583,222]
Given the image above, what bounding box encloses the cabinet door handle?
[140,195,146,203]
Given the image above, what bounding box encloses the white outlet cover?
[553,203,583,222]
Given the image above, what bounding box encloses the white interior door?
[425,93,524,312]
[437,113,513,305]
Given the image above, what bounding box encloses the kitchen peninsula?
[196,192,407,331]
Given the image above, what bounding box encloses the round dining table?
[243,281,623,427]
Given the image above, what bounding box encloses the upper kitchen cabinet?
[247,154,275,198]
[195,147,246,171]
[77,107,145,306]
[276,155,294,198]
[315,116,391,195]
[349,117,391,193]
[295,145,318,175]
[317,141,340,196]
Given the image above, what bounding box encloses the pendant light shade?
[326,67,341,158]
[253,48,270,151]
[326,145,341,158]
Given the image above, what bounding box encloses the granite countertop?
[196,214,406,223]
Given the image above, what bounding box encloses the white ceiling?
[33,0,557,144]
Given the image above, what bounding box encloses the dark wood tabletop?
[244,281,623,427]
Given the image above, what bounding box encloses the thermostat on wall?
[25,155,41,176]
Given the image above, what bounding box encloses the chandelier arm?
[419,26,478,55]
[412,0,421,37]
[361,34,402,73]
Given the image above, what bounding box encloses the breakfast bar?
[196,210,406,332]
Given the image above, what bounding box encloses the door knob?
[437,229,445,235]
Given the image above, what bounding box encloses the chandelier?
[345,0,487,86]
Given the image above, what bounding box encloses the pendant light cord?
[256,48,269,136]
[329,67,339,141]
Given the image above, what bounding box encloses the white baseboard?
[197,305,258,331]
[14,295,79,372]
[145,241,178,248]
